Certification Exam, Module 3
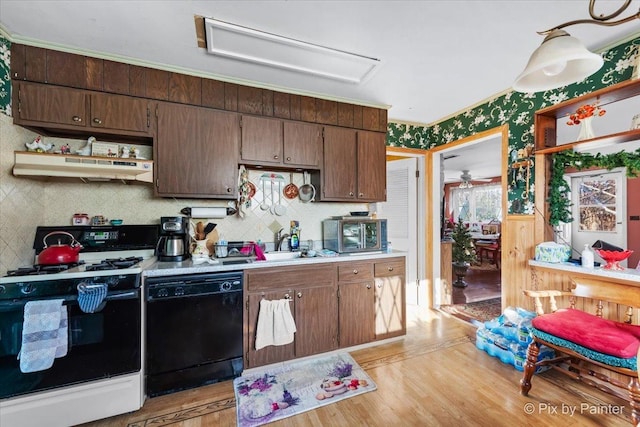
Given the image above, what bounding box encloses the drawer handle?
[72,115,82,122]
[388,267,394,271]
[93,118,102,124]
[353,269,358,274]
[273,155,279,160]
[297,292,302,298]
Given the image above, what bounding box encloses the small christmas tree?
[451,220,477,265]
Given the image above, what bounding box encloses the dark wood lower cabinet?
[244,265,338,369]
[155,102,239,198]
[338,281,375,347]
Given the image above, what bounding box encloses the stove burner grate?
[85,256,143,271]
[6,262,85,277]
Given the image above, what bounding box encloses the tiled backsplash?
[0,113,368,274]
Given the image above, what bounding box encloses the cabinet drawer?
[246,264,335,291]
[338,262,373,282]
[374,259,405,277]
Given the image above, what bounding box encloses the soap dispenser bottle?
[290,220,300,251]
[581,244,594,269]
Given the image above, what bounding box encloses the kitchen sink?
[263,251,301,261]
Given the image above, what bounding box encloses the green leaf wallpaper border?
[0,35,10,116]
[387,36,640,215]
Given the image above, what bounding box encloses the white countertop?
[143,251,407,277]
[528,259,640,283]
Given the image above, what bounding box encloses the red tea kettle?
[37,231,83,265]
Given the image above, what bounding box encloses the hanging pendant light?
[513,0,640,93]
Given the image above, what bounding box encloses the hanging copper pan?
[283,173,299,200]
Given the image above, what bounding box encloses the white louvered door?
[375,158,419,305]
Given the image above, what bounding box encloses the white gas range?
[0,224,158,427]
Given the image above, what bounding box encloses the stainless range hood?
[13,151,154,183]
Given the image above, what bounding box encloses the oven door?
[0,289,141,400]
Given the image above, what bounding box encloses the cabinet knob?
[297,292,302,298]
[286,157,291,161]
[349,192,354,196]
[366,284,371,289]
[359,192,364,197]
[353,269,358,274]
[388,267,394,271]
[72,116,82,122]
[226,187,232,193]
[377,283,382,288]
[93,118,102,124]
[284,293,291,300]
[273,155,279,160]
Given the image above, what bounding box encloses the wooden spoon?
[196,221,205,240]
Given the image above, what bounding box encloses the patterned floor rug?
[234,353,377,427]
[439,298,502,326]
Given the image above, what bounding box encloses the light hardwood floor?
[81,307,631,427]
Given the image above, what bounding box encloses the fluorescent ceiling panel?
[204,18,380,84]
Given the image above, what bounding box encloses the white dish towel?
[18,299,68,373]
[255,299,297,350]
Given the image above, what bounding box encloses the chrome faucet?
[275,228,290,251]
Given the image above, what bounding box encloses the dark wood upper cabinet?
[224,83,238,111]
[300,96,316,122]
[201,79,225,110]
[315,99,337,125]
[314,127,386,202]
[357,130,387,201]
[103,60,130,95]
[85,58,104,91]
[46,50,86,88]
[362,106,379,131]
[145,68,169,100]
[240,115,283,165]
[337,102,354,128]
[319,126,358,200]
[25,46,46,83]
[129,65,147,98]
[169,73,201,105]
[15,82,87,128]
[14,81,151,137]
[240,116,322,169]
[238,86,263,115]
[155,102,239,198]
[273,92,291,119]
[283,121,322,168]
[10,44,26,80]
[90,93,150,134]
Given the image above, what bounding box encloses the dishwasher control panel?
[145,272,242,301]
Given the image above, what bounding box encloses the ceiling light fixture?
[513,0,640,93]
[459,170,474,189]
[203,18,380,84]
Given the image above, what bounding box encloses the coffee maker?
[156,216,189,261]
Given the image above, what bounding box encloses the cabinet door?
[338,281,374,347]
[374,275,405,339]
[357,131,387,201]
[156,103,239,198]
[240,115,283,165]
[294,285,338,357]
[322,126,357,200]
[16,82,87,127]
[283,121,322,168]
[90,93,150,134]
[246,291,296,368]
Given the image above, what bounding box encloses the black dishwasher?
[145,271,243,397]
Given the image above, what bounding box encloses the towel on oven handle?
[77,282,108,313]
[18,299,68,373]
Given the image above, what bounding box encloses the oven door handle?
[0,289,140,310]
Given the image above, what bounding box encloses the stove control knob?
[174,287,184,296]
[20,283,35,295]
[221,281,232,292]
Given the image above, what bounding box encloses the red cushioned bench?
[520,279,640,425]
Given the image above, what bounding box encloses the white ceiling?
[1,1,639,180]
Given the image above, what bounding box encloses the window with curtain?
[451,184,502,223]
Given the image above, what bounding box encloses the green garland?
[547,148,640,225]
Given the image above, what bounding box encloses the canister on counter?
[73,213,90,226]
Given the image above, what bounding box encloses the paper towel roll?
[188,207,227,218]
